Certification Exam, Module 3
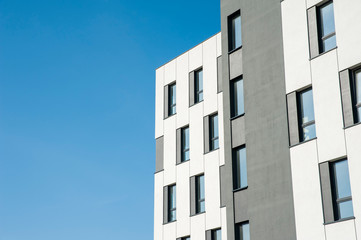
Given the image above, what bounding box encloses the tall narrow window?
[233,146,247,190]
[235,222,250,240]
[330,160,353,221]
[231,77,244,117]
[212,229,221,240]
[228,11,242,51]
[210,114,219,151]
[168,184,176,222]
[181,127,190,162]
[195,69,203,103]
[298,88,316,142]
[352,69,361,123]
[318,1,336,53]
[169,83,176,116]
[196,175,205,214]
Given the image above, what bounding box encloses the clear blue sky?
[0,0,220,239]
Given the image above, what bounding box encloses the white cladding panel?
[311,50,346,163]
[218,93,225,166]
[325,219,356,240]
[203,36,218,116]
[163,116,177,186]
[163,221,177,240]
[290,140,325,240]
[154,172,164,240]
[189,44,203,72]
[176,162,191,237]
[176,53,190,129]
[334,0,361,70]
[306,0,323,9]
[164,60,176,85]
[155,68,164,139]
[204,150,221,229]
[189,102,205,177]
[190,214,206,240]
[221,207,227,240]
[281,0,312,94]
[216,33,222,57]
[345,124,361,238]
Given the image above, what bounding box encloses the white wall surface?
[155,68,164,139]
[190,214,206,240]
[176,53,189,129]
[189,102,205,177]
[154,172,164,240]
[163,116,177,186]
[325,219,357,240]
[176,162,190,237]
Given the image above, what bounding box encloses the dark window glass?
[298,88,316,141]
[229,12,242,51]
[212,229,222,240]
[210,114,219,150]
[353,69,361,123]
[168,184,176,222]
[231,77,244,117]
[169,83,176,115]
[181,127,190,162]
[196,175,205,214]
[195,69,203,103]
[330,160,353,220]
[318,1,336,52]
[235,222,250,240]
[233,146,247,190]
[181,237,190,240]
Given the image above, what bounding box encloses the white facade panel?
[345,124,361,238]
[189,102,205,177]
[204,150,221,230]
[154,172,164,240]
[334,0,361,70]
[189,44,203,72]
[163,221,177,240]
[176,53,190,129]
[216,33,222,57]
[281,0,312,94]
[190,214,206,240]
[325,220,357,240]
[311,50,346,163]
[306,0,323,9]
[176,162,191,237]
[203,36,219,116]
[164,60,176,85]
[221,207,227,240]
[290,140,325,240]
[218,93,225,166]
[155,67,164,139]
[163,116,177,186]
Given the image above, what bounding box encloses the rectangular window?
[196,175,205,214]
[168,184,176,222]
[169,83,176,116]
[181,127,190,162]
[228,11,242,52]
[235,222,250,240]
[209,114,219,151]
[317,1,336,53]
[212,229,221,240]
[233,146,247,190]
[297,88,316,142]
[195,69,203,103]
[330,160,353,221]
[352,69,361,123]
[231,77,244,117]
[181,237,190,240]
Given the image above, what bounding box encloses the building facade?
[154,0,361,239]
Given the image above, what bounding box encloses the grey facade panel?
[190,176,196,216]
[233,190,249,224]
[307,6,319,59]
[231,116,246,148]
[155,136,164,172]
[163,186,168,224]
[203,115,210,153]
[205,230,212,240]
[164,85,169,118]
[339,69,354,127]
[176,128,182,164]
[217,56,223,93]
[189,71,195,106]
[287,92,300,146]
[319,162,335,223]
[220,165,226,207]
[221,0,297,239]
[229,48,243,80]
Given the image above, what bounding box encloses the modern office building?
[154,0,361,239]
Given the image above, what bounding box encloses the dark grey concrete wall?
[220,0,297,239]
[155,136,164,173]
